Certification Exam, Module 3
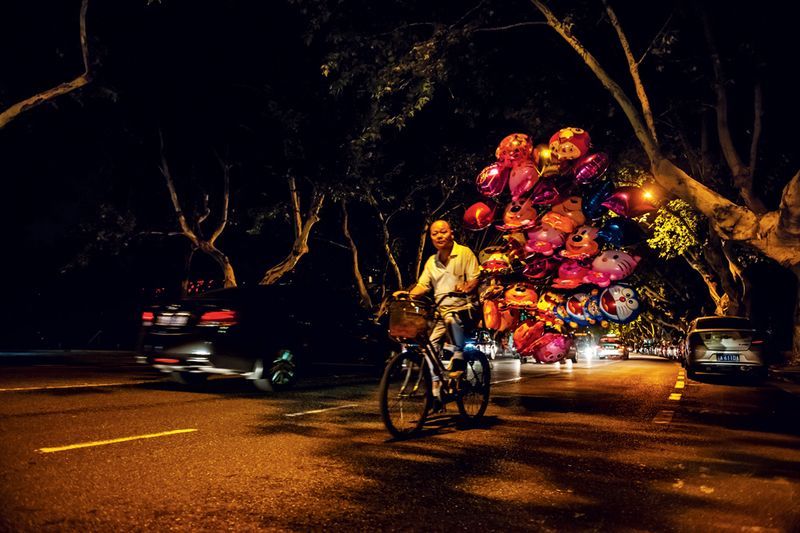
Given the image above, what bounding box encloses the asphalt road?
[1,352,799,532]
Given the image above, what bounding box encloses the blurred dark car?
[137,285,391,391]
[683,316,766,379]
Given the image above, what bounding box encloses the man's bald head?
[430,220,454,251]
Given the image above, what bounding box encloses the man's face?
[430,221,454,251]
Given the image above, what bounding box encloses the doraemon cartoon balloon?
[565,292,592,328]
[599,284,642,323]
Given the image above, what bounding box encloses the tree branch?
[341,199,374,310]
[749,82,763,180]
[702,12,766,214]
[603,1,658,143]
[473,21,547,33]
[158,131,198,244]
[209,154,231,244]
[0,0,91,129]
[529,0,660,161]
[288,175,303,240]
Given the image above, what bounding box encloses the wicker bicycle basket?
[388,297,434,340]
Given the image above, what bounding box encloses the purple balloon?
[476,163,510,198]
[573,152,610,184]
[529,178,561,205]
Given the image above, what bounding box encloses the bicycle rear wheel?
[456,349,491,422]
[379,349,432,439]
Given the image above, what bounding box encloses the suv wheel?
[253,348,298,392]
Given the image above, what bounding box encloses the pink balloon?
[601,186,656,218]
[476,163,509,198]
[509,162,540,200]
[463,201,496,231]
[573,152,610,184]
[531,333,572,363]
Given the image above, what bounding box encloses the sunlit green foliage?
[641,199,700,259]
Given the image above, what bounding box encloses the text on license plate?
[155,313,189,326]
[716,353,740,362]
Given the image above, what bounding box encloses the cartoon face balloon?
[551,260,592,290]
[572,152,610,184]
[599,284,642,323]
[479,246,512,275]
[524,224,566,256]
[583,293,607,327]
[522,256,560,280]
[549,127,591,162]
[463,201,496,231]
[476,163,510,198]
[483,299,501,330]
[509,162,540,200]
[498,305,520,332]
[540,196,586,234]
[496,133,534,168]
[565,293,592,328]
[513,319,545,356]
[496,196,538,232]
[531,333,572,363]
[504,282,539,309]
[561,225,601,260]
[586,250,641,287]
[601,186,657,218]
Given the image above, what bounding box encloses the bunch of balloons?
[464,128,654,364]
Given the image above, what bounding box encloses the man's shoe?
[431,397,445,413]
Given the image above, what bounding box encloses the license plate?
[155,313,189,326]
[716,353,740,362]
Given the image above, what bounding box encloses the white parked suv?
[683,316,766,379]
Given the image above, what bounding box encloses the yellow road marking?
[668,393,682,401]
[38,429,197,453]
[675,380,685,389]
[0,381,148,392]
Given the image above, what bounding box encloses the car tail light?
[142,311,154,326]
[198,310,238,327]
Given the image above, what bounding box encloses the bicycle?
[378,291,491,439]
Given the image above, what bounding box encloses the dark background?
[1,0,796,351]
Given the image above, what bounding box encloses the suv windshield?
[695,317,753,330]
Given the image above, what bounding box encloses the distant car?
[466,328,499,360]
[137,285,390,391]
[597,336,628,359]
[683,316,766,379]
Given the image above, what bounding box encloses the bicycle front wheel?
[379,350,432,439]
[456,349,491,422]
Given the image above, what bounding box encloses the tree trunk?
[414,221,431,280]
[341,200,373,310]
[792,266,800,365]
[260,191,324,285]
